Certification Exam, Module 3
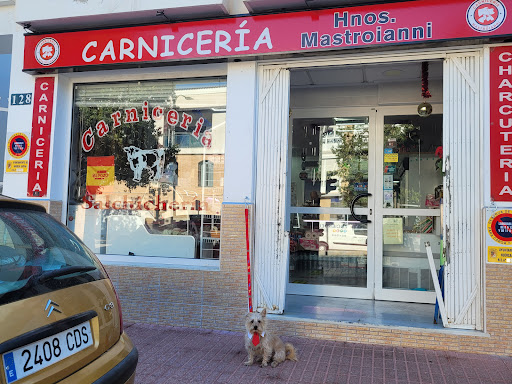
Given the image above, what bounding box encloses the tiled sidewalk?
[125,323,512,384]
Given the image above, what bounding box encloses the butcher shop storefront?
[5,0,512,355]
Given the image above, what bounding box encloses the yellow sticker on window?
[384,153,398,163]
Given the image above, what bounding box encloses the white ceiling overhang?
[244,0,418,14]
[17,1,230,33]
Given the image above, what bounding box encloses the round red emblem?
[466,0,507,33]
[35,37,60,66]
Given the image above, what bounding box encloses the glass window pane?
[383,115,443,209]
[382,215,441,291]
[290,213,367,287]
[291,117,369,209]
[67,78,226,259]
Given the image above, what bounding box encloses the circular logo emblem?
[35,37,60,66]
[7,133,29,158]
[467,0,507,33]
[487,210,512,244]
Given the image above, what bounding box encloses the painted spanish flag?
[86,156,115,195]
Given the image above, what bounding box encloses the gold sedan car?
[0,198,137,383]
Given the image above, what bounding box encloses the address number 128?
[11,93,32,105]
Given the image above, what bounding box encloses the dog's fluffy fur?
[244,308,298,367]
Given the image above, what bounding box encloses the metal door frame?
[286,106,377,299]
[373,105,443,304]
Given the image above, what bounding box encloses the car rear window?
[0,208,106,305]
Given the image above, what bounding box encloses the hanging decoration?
[418,61,433,117]
[421,61,432,99]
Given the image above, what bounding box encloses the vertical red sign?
[490,46,512,201]
[27,77,55,197]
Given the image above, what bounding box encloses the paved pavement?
[125,322,512,384]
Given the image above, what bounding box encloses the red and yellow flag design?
[86,156,115,195]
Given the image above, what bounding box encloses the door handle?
[350,192,372,224]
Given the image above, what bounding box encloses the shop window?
[383,114,443,210]
[67,78,226,260]
[198,160,214,187]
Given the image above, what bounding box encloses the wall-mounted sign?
[7,133,29,158]
[487,209,512,244]
[27,77,55,198]
[5,160,28,173]
[23,0,512,72]
[490,46,512,201]
[487,247,512,264]
[10,93,32,105]
[486,208,512,264]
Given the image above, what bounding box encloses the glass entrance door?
[286,106,443,304]
[287,108,375,299]
[374,107,443,304]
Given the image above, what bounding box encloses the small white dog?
[244,308,298,367]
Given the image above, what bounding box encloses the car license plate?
[3,320,93,383]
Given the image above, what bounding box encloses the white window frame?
[56,63,228,270]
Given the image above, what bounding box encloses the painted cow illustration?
[123,146,165,182]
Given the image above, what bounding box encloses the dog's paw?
[261,361,268,367]
[244,360,253,366]
[271,361,279,368]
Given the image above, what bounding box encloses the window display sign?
[486,208,512,264]
[383,217,403,245]
[67,78,226,259]
[23,0,511,71]
[384,153,398,163]
[490,46,512,201]
[86,156,115,195]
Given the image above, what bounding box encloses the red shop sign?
[27,77,55,198]
[490,46,512,201]
[24,0,510,71]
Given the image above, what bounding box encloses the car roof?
[0,195,47,213]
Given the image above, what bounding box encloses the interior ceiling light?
[418,62,433,117]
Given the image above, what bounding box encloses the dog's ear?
[261,308,267,317]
